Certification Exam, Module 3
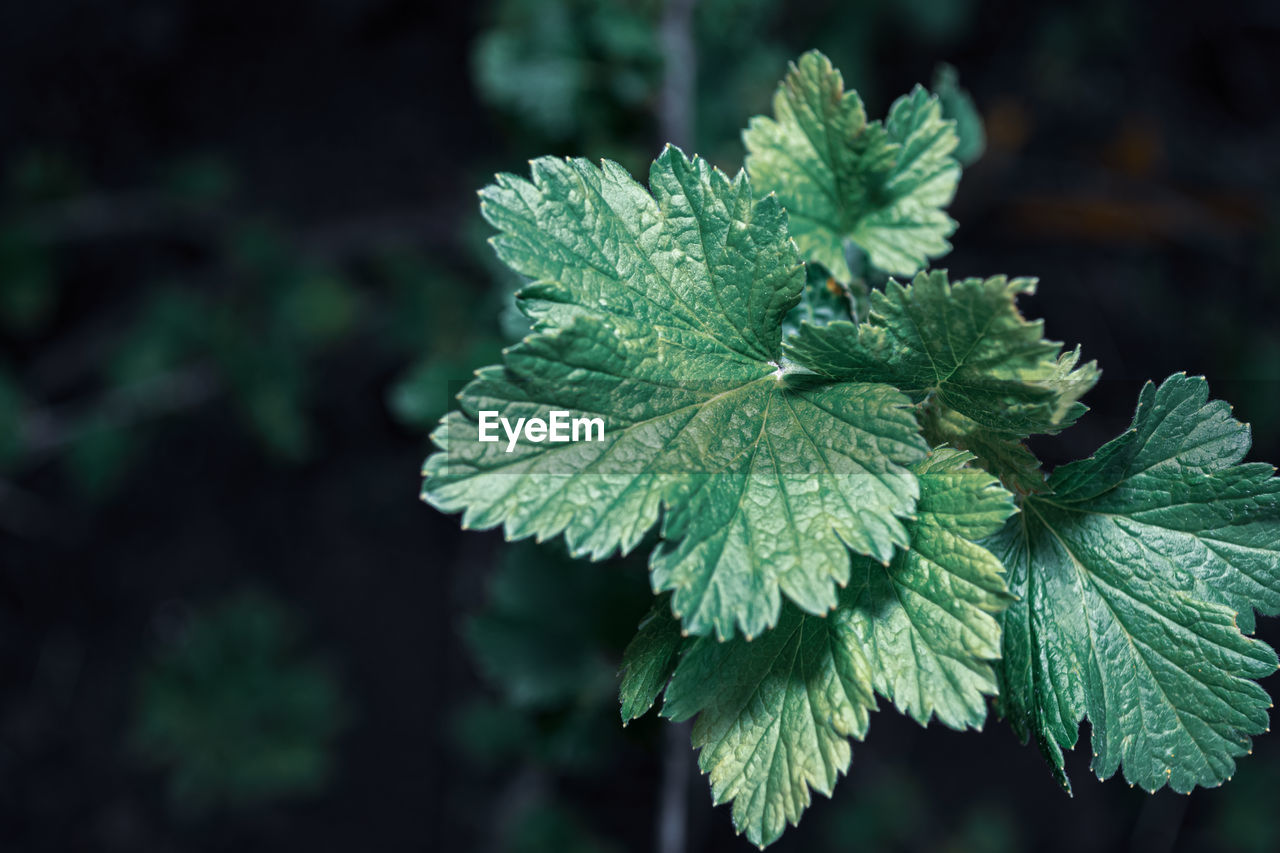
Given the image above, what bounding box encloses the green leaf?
[932,64,985,167]
[780,261,856,338]
[618,597,683,723]
[919,403,1047,495]
[656,449,1013,845]
[423,148,928,639]
[845,448,1016,729]
[744,51,960,279]
[662,603,876,848]
[986,374,1280,793]
[785,271,1099,436]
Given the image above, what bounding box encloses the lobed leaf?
[424,148,928,640]
[662,603,875,848]
[744,51,961,279]
[987,374,1280,793]
[787,271,1098,430]
[619,597,683,723]
[657,449,1016,845]
[846,448,1017,729]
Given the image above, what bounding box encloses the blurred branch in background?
[19,363,220,459]
[655,4,697,850]
[656,720,691,853]
[658,0,698,151]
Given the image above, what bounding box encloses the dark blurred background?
[1,1,1278,851]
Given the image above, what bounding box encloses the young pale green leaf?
[845,448,1016,729]
[619,597,682,723]
[744,51,960,279]
[785,271,1099,438]
[662,603,876,849]
[423,148,929,639]
[986,374,1280,793]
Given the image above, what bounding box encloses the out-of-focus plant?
[471,0,985,169]
[473,0,663,154]
[0,145,498,506]
[455,542,651,772]
[448,542,652,850]
[131,590,346,814]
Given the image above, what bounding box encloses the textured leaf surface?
[919,404,1047,495]
[423,148,928,639]
[987,374,1280,793]
[846,448,1016,729]
[780,262,855,338]
[657,449,1014,845]
[786,271,1098,437]
[662,603,875,848]
[619,598,683,722]
[744,51,960,279]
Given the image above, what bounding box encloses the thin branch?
[658,0,699,152]
[657,719,692,853]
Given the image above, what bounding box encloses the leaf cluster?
[423,51,1280,847]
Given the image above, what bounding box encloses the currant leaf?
[657,449,1015,845]
[987,374,1280,793]
[424,147,928,640]
[744,50,960,279]
[619,597,683,723]
[846,448,1016,729]
[662,602,875,848]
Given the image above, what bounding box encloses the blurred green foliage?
[467,543,646,709]
[817,766,1023,853]
[7,149,85,204]
[507,801,621,853]
[934,63,986,166]
[0,226,56,336]
[0,146,509,500]
[160,155,239,206]
[457,542,651,774]
[132,590,346,814]
[381,251,507,431]
[449,543,652,851]
[474,0,663,149]
[472,0,986,170]
[64,412,138,499]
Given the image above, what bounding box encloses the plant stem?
[657,719,692,853]
[658,0,698,151]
